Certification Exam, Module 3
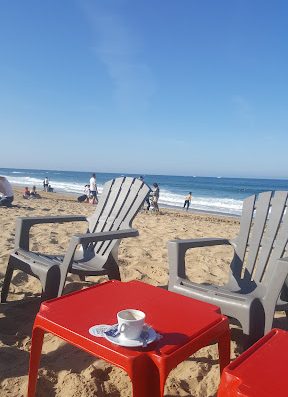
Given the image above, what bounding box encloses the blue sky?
[0,1,287,178]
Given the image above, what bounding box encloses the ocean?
[1,167,288,216]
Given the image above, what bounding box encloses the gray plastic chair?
[1,177,150,302]
[168,191,288,343]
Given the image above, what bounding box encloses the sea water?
[1,167,288,216]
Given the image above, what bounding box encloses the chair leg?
[108,267,121,281]
[1,261,14,303]
[40,265,61,301]
[107,245,121,281]
[243,334,256,350]
[241,298,265,349]
[27,326,45,397]
[106,255,121,281]
[243,321,264,349]
[78,274,86,282]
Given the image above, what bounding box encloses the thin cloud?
[82,2,155,113]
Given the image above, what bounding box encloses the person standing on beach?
[151,183,160,212]
[0,176,14,206]
[183,192,192,211]
[89,173,98,204]
[43,177,49,192]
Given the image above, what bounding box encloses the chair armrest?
[15,215,87,250]
[71,228,139,245]
[168,238,231,280]
[169,237,231,250]
[57,228,139,296]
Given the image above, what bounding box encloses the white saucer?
[89,324,111,337]
[104,324,158,347]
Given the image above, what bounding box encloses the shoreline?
[160,203,240,219]
[12,184,240,219]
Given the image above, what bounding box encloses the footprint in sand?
[50,232,59,244]
[31,243,39,251]
[118,259,129,267]
[179,379,191,394]
[142,250,152,258]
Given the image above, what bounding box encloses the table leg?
[27,327,45,397]
[158,369,169,397]
[128,355,161,397]
[218,329,231,373]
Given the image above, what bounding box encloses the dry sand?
[0,189,286,396]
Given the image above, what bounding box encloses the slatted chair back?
[230,191,288,287]
[86,177,150,257]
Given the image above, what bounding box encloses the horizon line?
[0,166,287,182]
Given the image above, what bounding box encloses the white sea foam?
[4,174,242,215]
[158,189,242,215]
[4,175,104,196]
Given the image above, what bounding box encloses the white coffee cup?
[117,309,145,340]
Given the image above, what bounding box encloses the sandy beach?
[0,188,286,397]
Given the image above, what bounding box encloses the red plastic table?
[27,280,230,397]
[218,328,288,397]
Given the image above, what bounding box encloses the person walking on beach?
[43,177,49,192]
[151,183,160,212]
[183,192,192,211]
[89,173,98,204]
[0,176,14,207]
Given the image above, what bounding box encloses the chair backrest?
[230,191,288,286]
[86,177,150,257]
